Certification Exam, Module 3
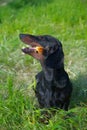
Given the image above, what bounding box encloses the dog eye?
[36,50,38,53]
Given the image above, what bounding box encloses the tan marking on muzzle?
[35,46,45,54]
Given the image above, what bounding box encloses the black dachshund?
[20,34,72,110]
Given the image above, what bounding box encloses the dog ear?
[45,47,64,69]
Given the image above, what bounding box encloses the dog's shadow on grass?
[70,73,87,108]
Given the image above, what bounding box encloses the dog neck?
[40,60,65,82]
[40,60,54,82]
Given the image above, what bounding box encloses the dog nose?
[19,34,25,39]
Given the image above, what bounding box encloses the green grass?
[0,0,87,129]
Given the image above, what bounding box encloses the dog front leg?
[44,88,52,108]
[62,99,70,111]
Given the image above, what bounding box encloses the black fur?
[20,34,72,111]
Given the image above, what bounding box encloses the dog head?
[20,34,64,69]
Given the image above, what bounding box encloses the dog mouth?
[22,45,45,55]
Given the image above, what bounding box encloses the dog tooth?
[22,52,25,55]
[22,46,26,49]
[25,45,29,48]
